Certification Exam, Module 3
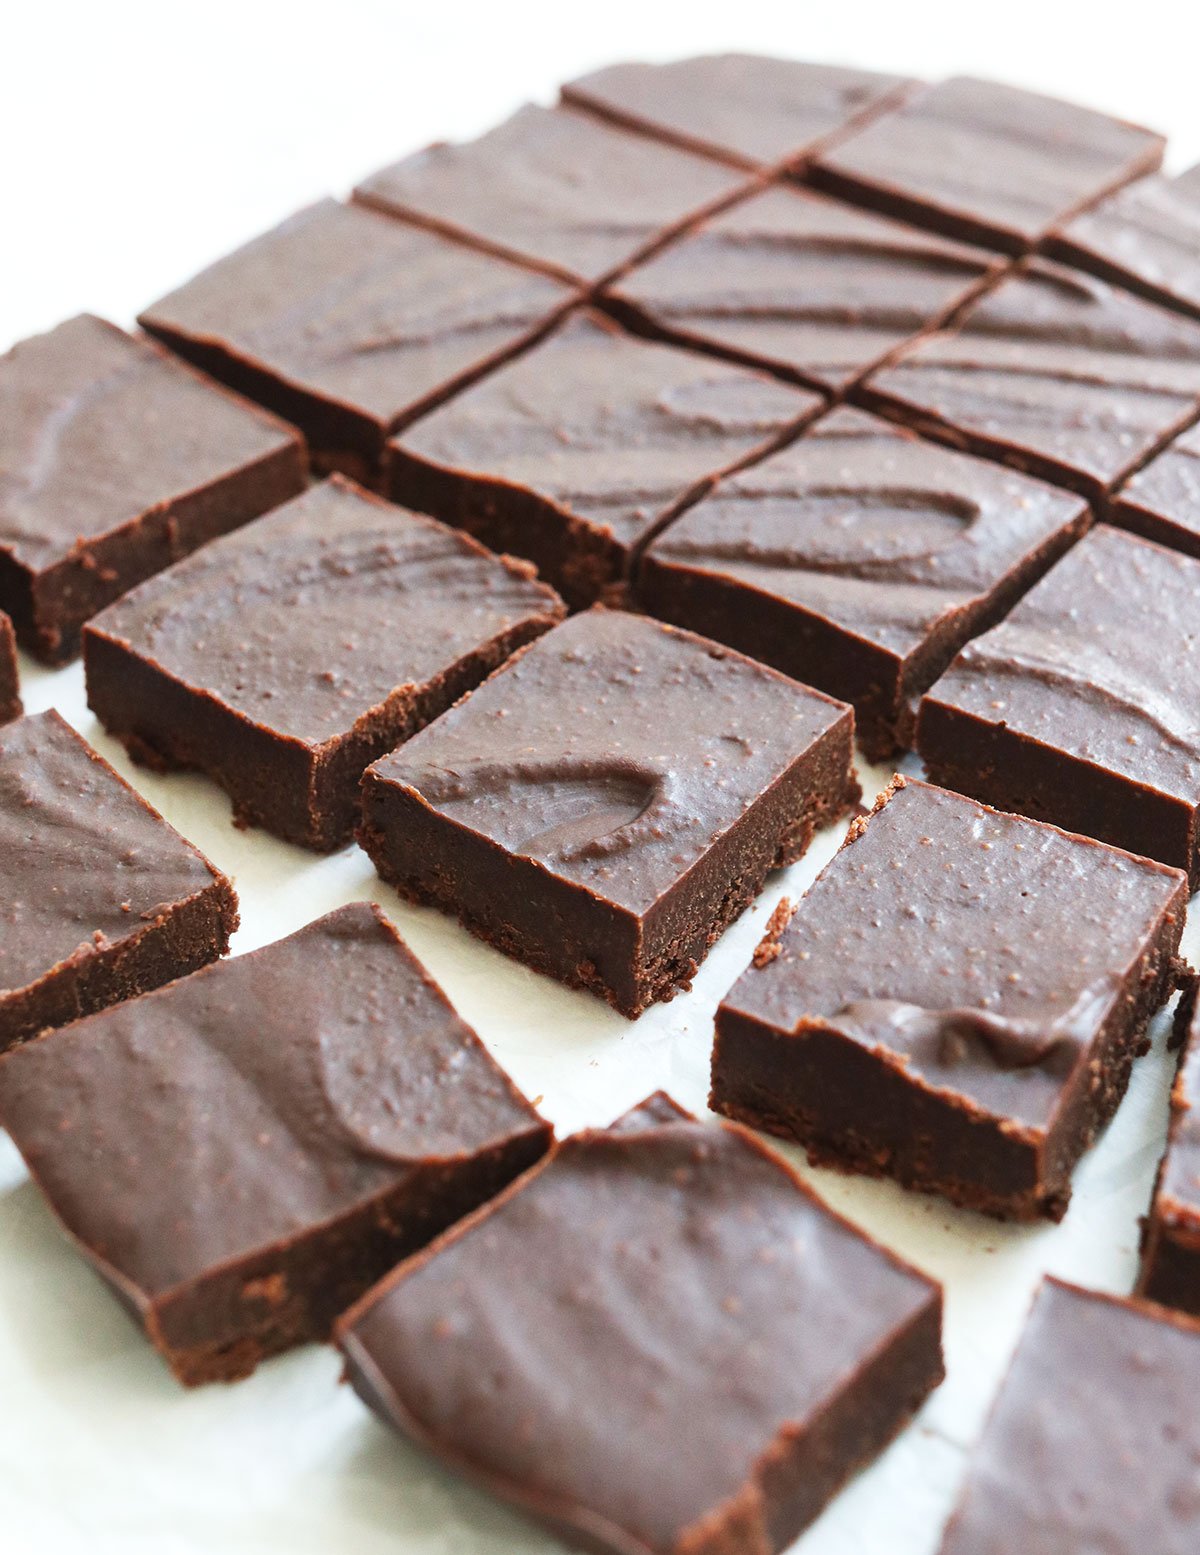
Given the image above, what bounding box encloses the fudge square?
[1139,985,1200,1317]
[83,477,564,852]
[335,1095,943,1555]
[561,54,913,173]
[0,313,304,663]
[0,612,19,725]
[712,778,1186,1221]
[1046,161,1200,321]
[637,407,1089,761]
[858,259,1200,503]
[360,609,859,1018]
[0,710,238,1053]
[918,525,1200,884]
[1112,420,1200,559]
[385,310,820,607]
[809,75,1164,254]
[938,1279,1200,1554]
[0,903,551,1387]
[353,103,750,287]
[138,198,575,481]
[604,184,999,395]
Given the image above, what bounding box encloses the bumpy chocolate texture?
[336,1096,944,1555]
[1046,162,1200,320]
[605,184,998,393]
[84,477,564,851]
[561,54,913,171]
[1139,987,1200,1317]
[0,314,305,663]
[938,1279,1200,1555]
[1112,420,1200,558]
[385,310,821,606]
[353,103,751,286]
[0,903,552,1386]
[918,524,1200,884]
[810,75,1164,253]
[859,259,1200,501]
[714,778,1186,1219]
[0,613,19,724]
[638,406,1089,760]
[0,710,238,1052]
[138,199,574,479]
[360,608,859,1017]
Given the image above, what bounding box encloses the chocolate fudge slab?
[0,612,19,724]
[561,54,914,172]
[84,477,564,852]
[809,75,1164,254]
[360,609,859,1018]
[1045,163,1200,321]
[0,314,305,664]
[0,903,550,1386]
[1139,988,1200,1316]
[714,778,1186,1220]
[638,407,1089,760]
[918,525,1200,884]
[1111,420,1200,558]
[0,710,238,1052]
[336,1097,943,1555]
[857,259,1200,502]
[938,1279,1200,1555]
[353,103,751,287]
[604,185,1000,394]
[138,199,575,481]
[385,311,821,607]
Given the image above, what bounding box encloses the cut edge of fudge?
[1139,976,1200,1317]
[0,611,21,724]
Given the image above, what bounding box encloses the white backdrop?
[3,4,1200,1552]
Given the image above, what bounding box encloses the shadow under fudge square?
[0,710,238,1052]
[138,198,576,481]
[637,406,1090,761]
[603,184,1001,395]
[1111,420,1200,558]
[83,477,565,852]
[856,259,1200,503]
[0,612,19,724]
[335,1095,943,1555]
[938,1279,1200,1554]
[1139,985,1200,1317]
[809,75,1164,254]
[917,524,1200,883]
[0,902,552,1387]
[1045,162,1200,322]
[359,608,860,1018]
[352,103,752,287]
[560,54,914,173]
[712,777,1186,1220]
[0,313,305,664]
[384,310,821,607]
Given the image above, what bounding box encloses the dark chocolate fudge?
[385,311,821,606]
[857,259,1200,502]
[1111,420,1200,558]
[638,407,1089,759]
[810,75,1164,254]
[918,524,1200,884]
[336,1095,943,1555]
[938,1278,1200,1555]
[353,103,751,287]
[604,184,999,394]
[139,199,574,481]
[360,608,859,1017]
[84,477,564,851]
[1046,162,1200,320]
[561,54,913,172]
[0,612,19,724]
[0,903,550,1386]
[0,314,305,663]
[714,777,1186,1219]
[1139,985,1200,1316]
[0,710,238,1052]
